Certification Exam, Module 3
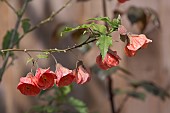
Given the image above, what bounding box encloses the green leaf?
[128,91,146,100]
[36,54,49,59]
[59,85,72,96]
[43,106,55,113]
[61,24,92,36]
[22,19,31,33]
[91,24,107,34]
[130,81,170,100]
[114,88,145,101]
[69,97,88,113]
[2,30,19,56]
[96,35,112,59]
[26,57,34,65]
[88,17,110,23]
[110,16,121,31]
[114,88,127,95]
[31,106,44,112]
[2,29,19,49]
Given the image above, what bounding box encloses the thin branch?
[0,0,30,81]
[50,53,58,64]
[116,95,129,113]
[4,0,17,14]
[108,75,116,113]
[1,37,97,53]
[13,0,72,46]
[0,0,72,81]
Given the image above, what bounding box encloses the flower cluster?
[96,25,152,70]
[17,61,90,96]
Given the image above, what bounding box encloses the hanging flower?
[73,61,91,84]
[125,34,152,57]
[96,50,121,70]
[17,73,41,96]
[55,63,75,87]
[34,68,57,90]
[118,0,129,3]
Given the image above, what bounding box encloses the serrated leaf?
[91,24,107,34]
[110,16,121,31]
[61,24,92,36]
[128,91,146,100]
[36,54,49,59]
[88,17,110,23]
[26,57,34,65]
[69,97,88,113]
[96,35,112,60]
[22,19,31,33]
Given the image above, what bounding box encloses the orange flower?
[73,61,91,84]
[34,68,56,90]
[125,34,152,57]
[96,50,121,70]
[55,63,75,87]
[17,73,40,96]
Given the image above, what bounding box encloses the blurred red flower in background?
[118,0,129,3]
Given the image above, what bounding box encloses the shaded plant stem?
[4,0,17,14]
[116,95,129,113]
[108,75,116,113]
[0,0,30,81]
[13,0,72,46]
[1,38,97,53]
[0,0,72,81]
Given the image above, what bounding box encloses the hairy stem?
[1,38,97,53]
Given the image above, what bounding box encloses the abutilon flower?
[73,61,91,84]
[118,0,129,3]
[17,73,41,96]
[34,68,57,90]
[125,34,152,57]
[96,50,121,70]
[55,63,75,87]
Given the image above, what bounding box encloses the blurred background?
[0,0,170,113]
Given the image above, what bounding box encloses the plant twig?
[116,95,129,113]
[1,37,97,53]
[4,0,17,14]
[13,0,72,46]
[0,0,30,81]
[108,75,116,113]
